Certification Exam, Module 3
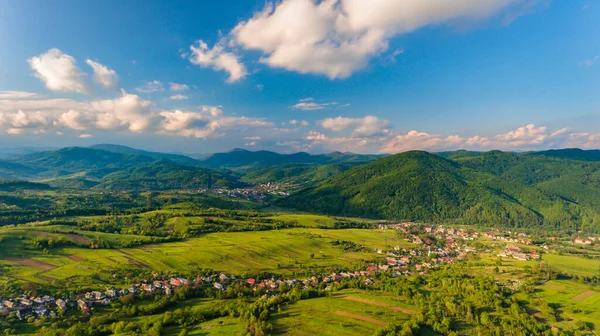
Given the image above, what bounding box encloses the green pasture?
[269,289,414,335]
[536,279,600,330]
[542,253,600,277]
[0,228,410,286]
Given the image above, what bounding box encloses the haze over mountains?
[1,144,600,232]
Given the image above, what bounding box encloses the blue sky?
[0,0,599,154]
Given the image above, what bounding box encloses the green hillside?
[89,144,201,166]
[242,162,359,185]
[95,161,246,191]
[195,148,382,169]
[15,147,155,178]
[280,151,600,232]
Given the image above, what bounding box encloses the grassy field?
[536,279,600,329]
[541,254,600,277]
[0,227,413,286]
[269,289,416,335]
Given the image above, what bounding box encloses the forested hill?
[280,151,600,232]
[194,148,384,169]
[96,161,246,191]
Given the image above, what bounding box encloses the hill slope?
[89,144,201,166]
[95,161,246,191]
[195,148,383,169]
[281,151,600,231]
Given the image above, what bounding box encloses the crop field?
[269,289,417,335]
[541,254,600,277]
[0,227,412,286]
[536,279,600,329]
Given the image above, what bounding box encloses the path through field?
[5,257,56,270]
[338,295,417,314]
[334,311,387,326]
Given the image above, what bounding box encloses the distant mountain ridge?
[193,148,385,169]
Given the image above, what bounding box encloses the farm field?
[541,254,600,277]
[269,289,416,335]
[536,279,600,329]
[0,227,412,286]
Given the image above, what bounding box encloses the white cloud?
[79,133,93,138]
[301,120,309,126]
[320,115,389,136]
[580,54,600,67]
[0,110,52,135]
[244,141,256,146]
[232,0,522,79]
[91,90,154,132]
[245,136,261,140]
[169,94,188,100]
[0,91,41,100]
[169,82,190,91]
[380,131,460,153]
[86,59,119,90]
[188,40,247,83]
[290,98,346,111]
[159,106,273,139]
[136,80,164,93]
[28,48,87,93]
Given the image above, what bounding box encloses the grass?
[0,228,411,286]
[536,279,600,330]
[269,289,414,335]
[267,214,337,228]
[542,253,600,277]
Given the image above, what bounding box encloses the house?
[2,300,14,309]
[247,278,256,285]
[219,273,228,282]
[55,299,67,311]
[105,289,117,298]
[213,283,224,290]
[92,291,106,300]
[77,300,90,315]
[34,306,48,317]
[16,308,33,320]
[141,284,155,292]
[165,287,173,296]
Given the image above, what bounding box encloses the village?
[1,222,598,323]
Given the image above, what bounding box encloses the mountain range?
[1,144,600,232]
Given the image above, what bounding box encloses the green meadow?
[0,226,413,287]
[269,289,415,335]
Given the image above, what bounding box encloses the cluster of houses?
[198,182,292,202]
[574,237,597,245]
[496,245,540,261]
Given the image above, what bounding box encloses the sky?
[0,0,599,154]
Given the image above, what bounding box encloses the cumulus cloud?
[231,0,523,79]
[28,48,88,93]
[91,90,154,132]
[169,94,188,100]
[188,40,247,83]
[245,141,256,146]
[159,106,273,139]
[290,98,346,111]
[0,91,41,100]
[86,59,119,90]
[79,133,93,138]
[380,131,462,153]
[169,82,190,91]
[245,136,262,140]
[136,80,164,93]
[320,115,390,136]
[0,110,52,135]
